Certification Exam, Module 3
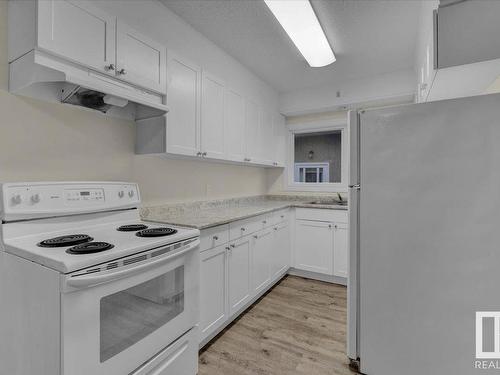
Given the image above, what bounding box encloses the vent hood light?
[264,0,336,68]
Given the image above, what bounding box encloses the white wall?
[279,69,415,116]
[0,0,278,206]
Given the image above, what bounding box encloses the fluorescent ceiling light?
[264,0,336,68]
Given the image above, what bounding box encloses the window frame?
[286,117,348,192]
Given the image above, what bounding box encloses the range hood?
[9,50,169,121]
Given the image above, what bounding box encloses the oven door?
[60,239,200,375]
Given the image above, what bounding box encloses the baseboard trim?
[287,268,347,286]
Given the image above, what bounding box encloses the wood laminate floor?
[198,275,355,375]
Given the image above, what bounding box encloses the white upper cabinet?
[224,89,246,162]
[166,52,201,157]
[244,99,260,163]
[272,113,287,167]
[201,72,225,159]
[259,108,274,165]
[116,21,166,94]
[37,0,116,74]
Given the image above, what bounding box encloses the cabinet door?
[166,52,201,157]
[227,237,252,316]
[259,108,274,165]
[201,72,225,159]
[273,113,287,167]
[244,99,260,163]
[37,0,115,74]
[271,222,290,280]
[294,220,333,275]
[224,89,246,162]
[252,229,273,294]
[333,222,348,278]
[199,245,228,342]
[116,21,166,93]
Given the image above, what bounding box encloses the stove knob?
[11,194,22,205]
[128,190,135,198]
[31,193,40,204]
[118,191,124,198]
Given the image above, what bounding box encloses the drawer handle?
[328,224,332,229]
[274,227,278,231]
[253,235,258,239]
[280,215,284,218]
[262,220,267,224]
[230,244,236,248]
[213,235,219,240]
[241,228,246,231]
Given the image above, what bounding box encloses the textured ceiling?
[160,0,422,93]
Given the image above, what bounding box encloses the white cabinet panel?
[37,0,115,74]
[228,237,252,316]
[252,229,273,294]
[166,53,201,157]
[333,222,348,278]
[201,72,225,159]
[273,113,287,167]
[271,222,290,280]
[199,245,227,342]
[244,99,260,163]
[224,89,246,162]
[116,21,166,93]
[259,108,274,165]
[295,220,333,275]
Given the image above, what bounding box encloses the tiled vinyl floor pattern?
[198,276,355,375]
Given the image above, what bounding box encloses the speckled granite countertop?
[140,194,348,229]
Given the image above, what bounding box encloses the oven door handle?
[66,239,200,289]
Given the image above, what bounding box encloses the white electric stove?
[0,182,200,375]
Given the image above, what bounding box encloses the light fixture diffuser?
[264,0,336,68]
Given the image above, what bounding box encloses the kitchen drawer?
[131,328,198,375]
[270,208,290,225]
[295,208,347,223]
[200,224,229,252]
[229,214,269,240]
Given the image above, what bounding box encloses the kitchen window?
[287,118,348,191]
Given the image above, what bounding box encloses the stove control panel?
[0,182,140,221]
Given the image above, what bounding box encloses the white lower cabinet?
[252,229,273,295]
[227,237,252,316]
[199,245,228,341]
[295,220,334,275]
[333,222,348,278]
[271,222,290,279]
[294,209,349,279]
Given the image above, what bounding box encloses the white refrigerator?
[347,93,500,375]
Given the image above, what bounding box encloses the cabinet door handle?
[196,152,202,157]
[117,68,127,75]
[280,215,284,218]
[334,224,338,229]
[328,224,332,229]
[202,152,207,157]
[225,246,230,250]
[104,64,115,71]
[241,228,246,231]
[213,235,219,241]
[262,220,267,224]
[274,227,278,231]
[230,244,236,248]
